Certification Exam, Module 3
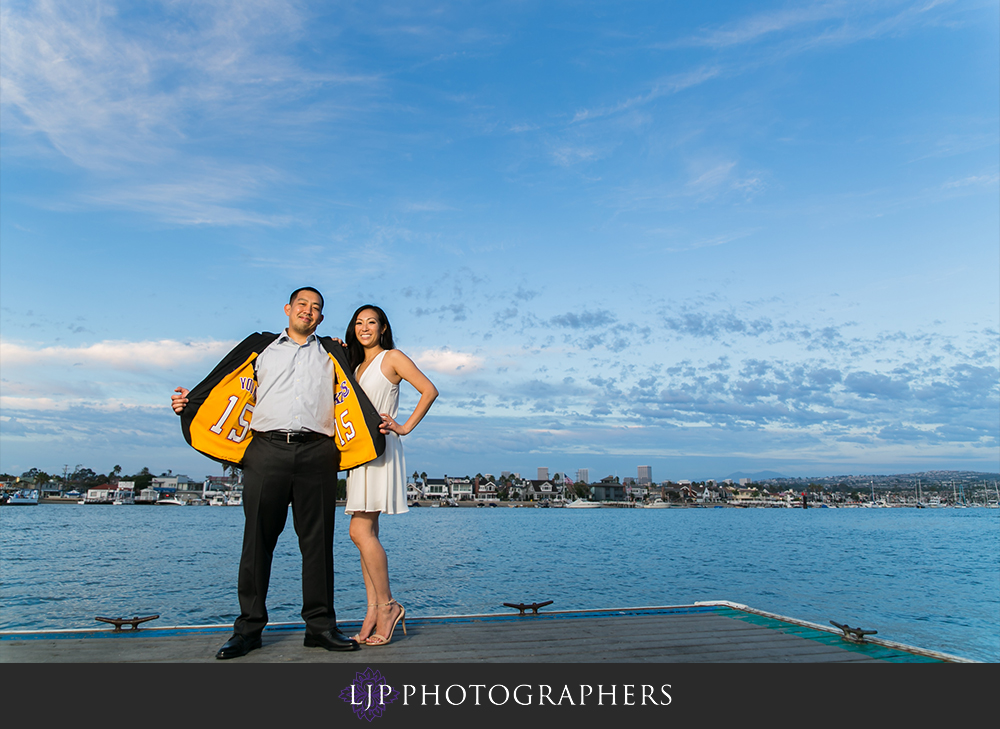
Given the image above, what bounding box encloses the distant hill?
[718,469,999,486]
[725,470,786,481]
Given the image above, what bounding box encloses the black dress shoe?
[215,634,262,660]
[303,629,359,651]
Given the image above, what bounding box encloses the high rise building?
[537,467,549,481]
[576,468,589,484]
[637,465,652,484]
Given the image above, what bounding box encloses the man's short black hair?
[289,287,324,310]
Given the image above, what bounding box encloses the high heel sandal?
[366,599,406,646]
[350,603,378,644]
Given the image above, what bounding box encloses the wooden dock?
[0,602,972,663]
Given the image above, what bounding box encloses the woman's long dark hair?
[345,304,395,371]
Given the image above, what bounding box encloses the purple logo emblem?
[339,667,400,721]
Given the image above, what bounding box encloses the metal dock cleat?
[830,620,877,643]
[502,600,553,615]
[95,614,160,632]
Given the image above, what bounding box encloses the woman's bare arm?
[380,350,438,436]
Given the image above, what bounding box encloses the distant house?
[592,478,627,502]
[85,484,114,504]
[526,479,561,501]
[40,483,63,498]
[506,478,530,500]
[406,481,423,501]
[446,476,474,501]
[136,487,159,504]
[696,485,727,503]
[152,475,179,494]
[423,478,448,500]
[474,477,498,502]
[627,484,648,500]
[663,485,698,503]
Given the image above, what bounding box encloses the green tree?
[20,468,51,484]
[71,467,101,488]
[127,467,153,491]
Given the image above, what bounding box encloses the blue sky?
[2,0,998,483]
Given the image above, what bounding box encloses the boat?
[225,493,242,507]
[564,498,602,509]
[111,486,134,505]
[155,497,186,506]
[5,489,40,505]
[641,499,672,509]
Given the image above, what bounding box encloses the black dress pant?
[234,435,340,638]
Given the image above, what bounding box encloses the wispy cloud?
[942,173,1000,189]
[0,338,235,371]
[573,1,966,131]
[76,165,295,226]
[571,66,721,124]
[551,310,617,330]
[676,3,848,49]
[686,161,737,190]
[0,0,378,221]
[401,200,456,212]
[414,347,483,374]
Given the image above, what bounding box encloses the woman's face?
[354,309,385,349]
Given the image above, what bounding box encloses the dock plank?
[1,607,922,663]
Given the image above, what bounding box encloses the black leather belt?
[256,430,329,443]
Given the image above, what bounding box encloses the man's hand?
[171,387,190,414]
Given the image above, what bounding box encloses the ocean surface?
[1,504,997,662]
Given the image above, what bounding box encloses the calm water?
[1,505,997,661]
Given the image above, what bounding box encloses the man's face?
[285,290,324,337]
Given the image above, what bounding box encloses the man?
[172,287,383,658]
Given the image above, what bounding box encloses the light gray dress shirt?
[250,330,337,436]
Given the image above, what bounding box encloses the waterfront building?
[84,485,114,504]
[423,477,448,500]
[592,477,627,502]
[152,475,179,493]
[406,481,423,502]
[446,476,474,501]
[526,479,561,501]
[506,477,530,500]
[663,484,699,503]
[136,487,159,505]
[473,477,499,503]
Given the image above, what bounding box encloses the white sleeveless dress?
[345,350,408,515]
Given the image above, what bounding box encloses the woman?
[344,304,438,646]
